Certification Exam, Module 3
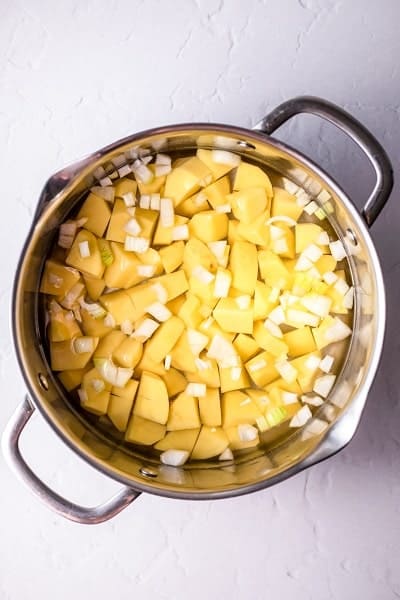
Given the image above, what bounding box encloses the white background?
[1,1,400,599]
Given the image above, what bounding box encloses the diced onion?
[319,354,334,373]
[305,355,321,371]
[73,337,95,354]
[282,391,298,405]
[313,374,336,398]
[134,163,153,184]
[275,359,297,383]
[213,269,231,298]
[238,424,258,442]
[137,264,156,277]
[295,255,314,271]
[131,318,159,341]
[264,319,283,338]
[124,218,142,236]
[121,320,134,335]
[164,354,172,370]
[304,201,318,215]
[94,358,133,387]
[150,193,161,210]
[195,357,211,371]
[323,271,338,285]
[187,329,209,355]
[79,298,106,319]
[160,198,174,227]
[104,313,116,328]
[79,241,90,258]
[301,294,332,317]
[139,194,151,209]
[146,302,172,322]
[155,153,171,166]
[301,394,324,407]
[151,283,168,304]
[219,448,234,461]
[270,225,285,240]
[77,389,88,403]
[235,295,251,309]
[122,192,136,207]
[193,265,215,284]
[207,334,237,363]
[343,287,354,309]
[215,203,231,213]
[155,164,172,176]
[334,278,350,296]
[289,405,312,427]
[302,244,323,263]
[329,240,346,261]
[91,186,115,202]
[208,241,227,259]
[325,317,352,343]
[301,418,328,440]
[286,308,320,327]
[125,236,150,253]
[317,231,330,245]
[249,359,267,372]
[266,216,297,227]
[268,306,285,325]
[160,449,189,467]
[172,224,189,240]
[255,416,269,432]
[211,150,241,166]
[48,272,63,288]
[186,382,206,397]
[273,238,289,254]
[99,176,113,187]
[230,367,242,381]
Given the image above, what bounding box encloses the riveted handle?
[2,397,140,524]
[254,96,393,226]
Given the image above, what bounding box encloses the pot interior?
[14,125,384,498]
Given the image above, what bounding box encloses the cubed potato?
[66,230,105,278]
[178,294,202,329]
[312,316,337,350]
[213,297,254,334]
[80,308,113,338]
[228,187,269,224]
[108,379,139,431]
[229,241,258,295]
[113,338,143,368]
[233,162,273,197]
[199,318,235,344]
[94,330,126,359]
[155,428,200,452]
[106,198,131,243]
[271,187,303,221]
[264,378,302,395]
[142,270,188,302]
[224,425,260,450]
[191,426,229,459]
[245,350,279,386]
[58,367,90,391]
[50,338,98,371]
[133,372,169,424]
[189,211,228,242]
[228,220,246,244]
[175,191,210,217]
[83,275,106,301]
[196,149,236,180]
[113,177,137,198]
[245,388,273,412]
[138,248,163,276]
[198,388,221,426]
[164,157,213,206]
[136,351,167,377]
[166,294,186,315]
[104,242,143,289]
[170,331,198,373]
[77,192,112,237]
[290,351,322,392]
[40,260,81,297]
[183,238,218,276]
[81,368,111,415]
[162,368,187,397]
[219,366,250,393]
[236,211,270,246]
[252,322,289,357]
[189,276,218,308]
[186,356,220,387]
[159,241,185,273]
[145,316,185,363]
[233,334,260,362]
[258,250,292,290]
[283,326,317,358]
[253,281,278,320]
[295,223,326,254]
[137,165,166,195]
[202,176,231,208]
[125,415,166,445]
[221,390,262,427]
[269,224,295,259]
[135,207,159,239]
[48,305,81,341]
[167,393,200,430]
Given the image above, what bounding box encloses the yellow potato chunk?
[77,192,112,238]
[167,393,200,430]
[252,322,289,357]
[219,366,250,393]
[202,176,231,208]
[137,165,166,195]
[315,254,337,275]
[258,250,292,290]
[290,351,322,392]
[94,331,126,359]
[58,367,90,391]
[159,241,185,273]
[162,368,187,397]
[236,210,270,246]
[80,368,111,415]
[66,230,105,278]
[48,305,81,342]
[175,191,210,217]
[189,211,228,242]
[50,338,98,371]
[199,388,221,426]
[233,162,273,197]
[271,187,303,221]
[108,379,139,431]
[178,294,202,329]
[253,281,278,320]
[196,149,236,180]
[186,356,220,388]
[269,224,295,259]
[228,187,269,224]
[164,157,212,206]
[155,428,200,452]
[183,238,218,275]
[170,331,198,373]
[312,315,337,349]
[233,334,260,362]
[136,351,167,377]
[229,241,258,295]
[221,390,262,427]
[104,242,143,289]
[213,297,254,334]
[83,275,106,301]
[166,294,186,315]
[191,426,229,459]
[113,177,137,198]
[224,425,260,450]
[80,308,113,338]
[199,317,235,344]
[133,372,169,424]
[105,198,131,243]
[245,350,279,387]
[145,316,185,363]
[283,326,317,358]
[295,223,325,254]
[113,338,143,368]
[126,415,166,445]
[40,260,80,297]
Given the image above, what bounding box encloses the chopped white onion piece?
[141,155,153,165]
[323,271,338,285]
[301,418,328,440]
[295,255,314,271]
[211,150,241,166]
[273,238,289,254]
[151,283,168,304]
[155,164,172,176]
[77,388,88,403]
[137,264,156,278]
[269,288,280,302]
[275,359,297,383]
[155,153,171,166]
[91,378,105,392]
[195,357,211,371]
[94,358,133,387]
[111,155,126,168]
[282,178,299,194]
[238,424,258,442]
[138,147,151,158]
[124,218,142,236]
[329,240,346,261]
[235,295,251,309]
[319,354,334,373]
[93,166,106,180]
[301,394,324,407]
[147,302,172,322]
[286,308,320,327]
[213,269,231,298]
[302,244,323,263]
[104,313,116,328]
[74,337,95,354]
[304,201,318,215]
[219,447,234,461]
[118,164,132,177]
[121,320,134,335]
[301,294,332,317]
[160,449,189,467]
[126,207,136,217]
[343,287,354,309]
[160,197,174,227]
[334,278,350,296]
[124,236,150,253]
[207,334,237,363]
[269,225,285,240]
[193,265,215,284]
[172,224,189,241]
[256,415,269,432]
[249,359,267,372]
[134,163,153,184]
[150,193,161,210]
[305,355,321,371]
[313,374,336,398]
[186,382,206,397]
[282,392,298,405]
[295,189,310,206]
[79,241,90,258]
[91,186,115,202]
[99,176,113,187]
[79,298,106,319]
[317,231,330,245]
[230,367,242,381]
[48,272,63,288]
[266,216,297,227]
[289,405,312,428]
[164,354,172,370]
[122,192,136,207]
[268,306,285,325]
[207,241,227,259]
[131,318,159,341]
[139,194,150,209]
[264,319,283,338]
[215,203,232,213]
[325,317,352,343]
[187,329,209,355]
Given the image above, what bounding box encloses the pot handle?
[254,96,393,227]
[2,397,141,524]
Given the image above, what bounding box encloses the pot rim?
[12,121,386,499]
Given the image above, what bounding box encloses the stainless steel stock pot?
[2,96,393,524]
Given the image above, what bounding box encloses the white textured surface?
[1,1,400,598]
